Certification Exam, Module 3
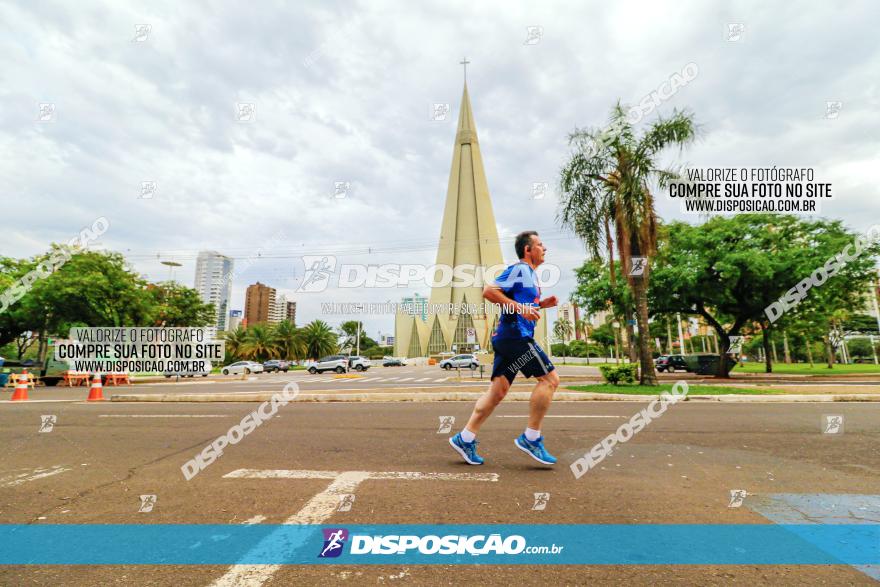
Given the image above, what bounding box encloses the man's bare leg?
[464,376,511,435]
[527,370,560,432]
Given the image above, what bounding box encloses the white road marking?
[434,378,448,382]
[383,377,400,382]
[0,399,78,403]
[498,415,623,418]
[98,414,228,418]
[414,378,431,382]
[397,378,414,382]
[225,469,499,482]
[0,465,71,488]
[211,469,497,586]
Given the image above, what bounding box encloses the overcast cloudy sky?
[3,0,878,338]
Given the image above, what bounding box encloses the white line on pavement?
[98,414,228,418]
[0,465,71,488]
[414,378,431,382]
[210,468,497,586]
[397,378,414,382]
[224,469,499,482]
[498,415,623,418]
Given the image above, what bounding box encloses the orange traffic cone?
[11,373,29,401]
[87,374,105,401]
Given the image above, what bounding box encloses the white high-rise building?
[270,293,287,324]
[194,251,233,335]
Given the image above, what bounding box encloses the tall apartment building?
[285,301,297,324]
[194,251,233,335]
[245,282,276,325]
[227,310,242,331]
[557,301,581,339]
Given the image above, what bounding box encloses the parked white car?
[348,355,372,371]
[221,361,264,375]
[308,355,348,374]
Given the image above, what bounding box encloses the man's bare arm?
[483,284,540,321]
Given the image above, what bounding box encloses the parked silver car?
[438,354,479,370]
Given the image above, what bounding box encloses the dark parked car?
[382,357,406,367]
[263,359,290,373]
[654,354,691,373]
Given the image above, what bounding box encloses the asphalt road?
[1,397,878,585]
[7,365,880,402]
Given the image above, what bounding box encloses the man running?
[449,230,560,465]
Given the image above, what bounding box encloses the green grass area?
[732,362,880,375]
[555,361,631,368]
[566,383,784,395]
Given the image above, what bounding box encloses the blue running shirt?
[491,262,541,341]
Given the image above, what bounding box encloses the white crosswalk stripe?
[414,378,431,382]
[397,377,414,382]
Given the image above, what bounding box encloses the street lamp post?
[160,260,182,282]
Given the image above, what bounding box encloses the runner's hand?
[518,304,541,321]
[539,296,558,309]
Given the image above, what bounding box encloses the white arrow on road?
[209,468,498,586]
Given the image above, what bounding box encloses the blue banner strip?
[0,524,877,565]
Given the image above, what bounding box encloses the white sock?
[525,427,541,441]
[460,428,476,443]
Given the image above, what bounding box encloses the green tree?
[273,319,305,360]
[649,215,880,375]
[1,247,154,363]
[553,319,573,364]
[301,320,338,360]
[147,281,216,327]
[221,326,249,362]
[241,323,280,361]
[559,104,696,385]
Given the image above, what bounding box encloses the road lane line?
[211,469,497,585]
[1,465,71,488]
[209,471,369,586]
[98,414,228,418]
[498,415,622,418]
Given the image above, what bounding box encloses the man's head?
[515,230,546,266]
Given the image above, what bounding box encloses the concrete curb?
[110,392,880,403]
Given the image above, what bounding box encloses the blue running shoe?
[449,432,484,465]
[515,433,557,465]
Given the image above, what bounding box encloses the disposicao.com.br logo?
[297,256,561,293]
[318,528,562,558]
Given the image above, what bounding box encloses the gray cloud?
[2,0,878,337]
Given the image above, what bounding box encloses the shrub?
[599,364,638,385]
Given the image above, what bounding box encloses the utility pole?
[676,313,686,356]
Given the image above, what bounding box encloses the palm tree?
[241,323,280,361]
[559,103,696,385]
[301,320,338,360]
[574,317,592,360]
[553,318,574,364]
[274,319,305,361]
[221,326,248,362]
